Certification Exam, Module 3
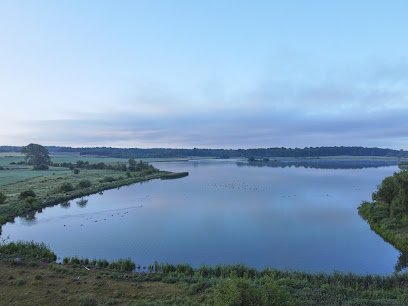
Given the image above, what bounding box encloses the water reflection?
[76,198,88,208]
[237,159,399,169]
[60,201,71,208]
[21,211,37,223]
[395,252,408,273]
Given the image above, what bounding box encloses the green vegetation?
[21,143,51,169]
[0,191,6,204]
[18,190,36,200]
[160,172,189,180]
[77,179,92,189]
[0,240,57,261]
[2,242,408,305]
[359,170,408,252]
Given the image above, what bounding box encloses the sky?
[1,0,407,149]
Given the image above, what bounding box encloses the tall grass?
[0,240,57,261]
[63,256,135,271]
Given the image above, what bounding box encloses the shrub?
[0,191,6,204]
[34,274,42,280]
[56,182,74,193]
[77,180,92,189]
[25,196,36,205]
[102,176,116,183]
[14,278,26,286]
[214,277,291,306]
[18,190,36,200]
[79,295,97,306]
[73,168,80,174]
[33,164,49,170]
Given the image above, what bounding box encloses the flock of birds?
[62,205,143,227]
[206,181,260,191]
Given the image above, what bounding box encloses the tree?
[21,143,51,167]
[128,158,137,171]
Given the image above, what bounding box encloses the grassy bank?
[358,201,408,253]
[2,242,408,305]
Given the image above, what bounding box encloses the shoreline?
[0,170,188,234]
[358,201,408,253]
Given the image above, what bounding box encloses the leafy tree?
[18,190,36,200]
[128,158,137,171]
[21,143,51,166]
[77,180,91,189]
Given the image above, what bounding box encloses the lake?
[1,159,404,274]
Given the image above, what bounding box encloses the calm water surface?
[1,160,404,274]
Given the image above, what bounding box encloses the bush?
[33,164,49,170]
[79,295,97,306]
[73,168,80,174]
[14,278,26,286]
[56,182,74,193]
[214,278,260,305]
[0,191,6,204]
[102,176,116,183]
[25,196,36,205]
[18,190,36,200]
[214,277,291,306]
[77,180,92,189]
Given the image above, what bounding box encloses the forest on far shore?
[1,145,408,159]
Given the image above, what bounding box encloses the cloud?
[13,101,408,149]
[2,56,408,149]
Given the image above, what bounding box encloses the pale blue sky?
[1,1,407,148]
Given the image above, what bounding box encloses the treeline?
[2,145,408,158]
[51,159,157,173]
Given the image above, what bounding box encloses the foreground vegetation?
[359,170,408,253]
[2,241,408,305]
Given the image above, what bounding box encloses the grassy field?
[0,169,71,186]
